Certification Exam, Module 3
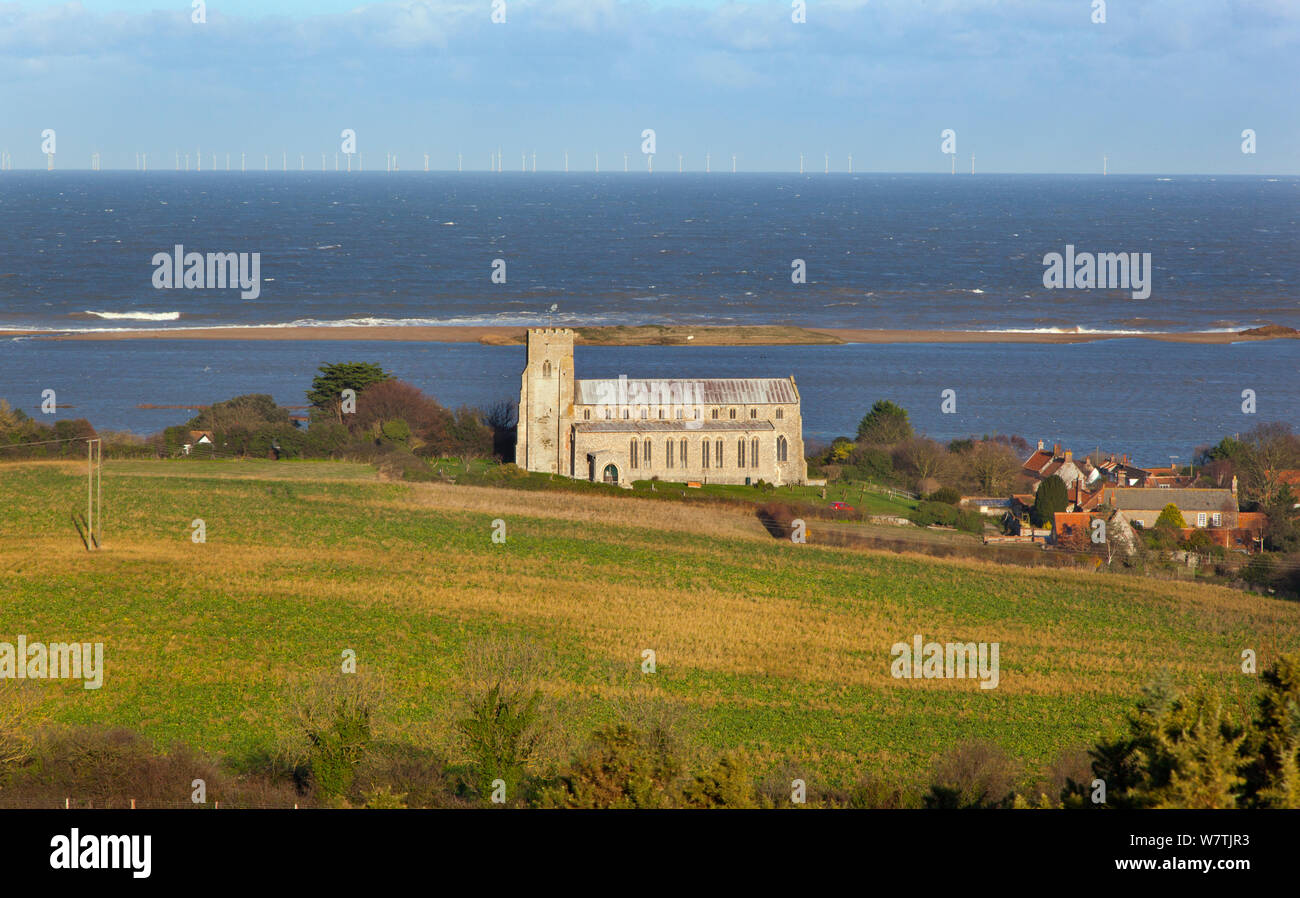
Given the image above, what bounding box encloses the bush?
[910,501,984,534]
[926,486,962,505]
[848,446,894,481]
[457,685,544,804]
[381,418,411,444]
[295,677,379,804]
[924,741,1020,809]
[1155,503,1188,530]
[681,754,760,808]
[539,724,682,809]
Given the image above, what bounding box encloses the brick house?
[1022,441,1086,489]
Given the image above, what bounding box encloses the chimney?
[1231,475,1238,495]
[1037,439,1044,451]
[1064,449,1073,463]
[1053,443,1061,457]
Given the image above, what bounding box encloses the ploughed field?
[2,459,1296,788]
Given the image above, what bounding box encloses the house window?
[623,409,630,419]
[729,409,736,420]
[1212,512,1222,527]
[604,408,611,419]
[776,408,783,420]
[694,409,701,419]
[644,439,652,466]
[676,409,683,419]
[1197,512,1207,528]
[715,439,724,467]
[749,408,757,419]
[738,439,746,467]
[777,435,788,462]
[712,409,719,420]
[680,438,687,466]
[630,440,638,469]
[658,409,665,419]
[752,438,759,466]
[702,440,711,469]
[583,409,590,420]
[666,439,674,468]
[640,408,648,419]
[542,360,552,377]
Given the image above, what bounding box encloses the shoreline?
[2,324,1297,346]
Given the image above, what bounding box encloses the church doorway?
[602,464,619,484]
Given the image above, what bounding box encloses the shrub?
[923,740,1020,809]
[295,677,379,804]
[539,724,681,809]
[457,685,543,804]
[681,754,759,808]
[848,446,894,481]
[457,636,551,805]
[910,501,984,534]
[926,486,962,505]
[381,418,411,444]
[1155,503,1187,530]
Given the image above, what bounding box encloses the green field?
[2,458,1297,793]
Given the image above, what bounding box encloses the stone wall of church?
[516,328,575,474]
[572,424,806,486]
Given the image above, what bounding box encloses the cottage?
[1022,441,1086,489]
[1103,485,1239,530]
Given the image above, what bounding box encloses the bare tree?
[895,437,947,491]
[1240,423,1300,506]
[483,399,518,432]
[966,441,1022,495]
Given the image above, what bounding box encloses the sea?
[1,172,1296,463]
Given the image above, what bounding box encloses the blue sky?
[1,0,1296,172]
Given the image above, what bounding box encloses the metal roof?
[574,377,797,406]
[574,420,775,434]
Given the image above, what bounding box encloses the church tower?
[516,328,575,474]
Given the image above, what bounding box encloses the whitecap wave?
[83,310,181,321]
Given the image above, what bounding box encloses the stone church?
[516,328,807,487]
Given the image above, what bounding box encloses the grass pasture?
[1,458,1297,791]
